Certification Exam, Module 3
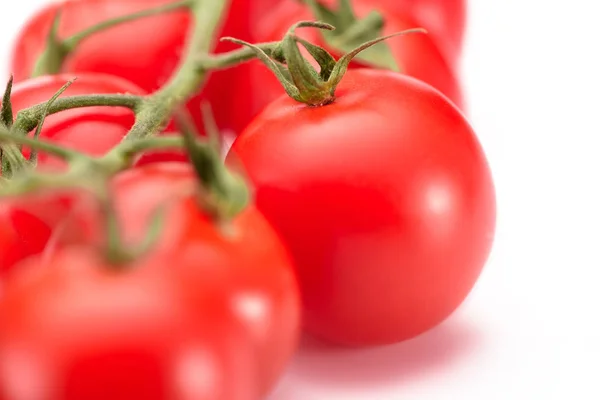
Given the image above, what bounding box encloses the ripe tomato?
[225,0,464,139]
[9,0,258,136]
[2,73,145,170]
[45,162,301,395]
[0,247,258,400]
[319,0,467,63]
[0,73,144,273]
[228,69,496,346]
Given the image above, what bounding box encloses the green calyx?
[224,22,425,107]
[303,0,399,71]
[177,106,250,222]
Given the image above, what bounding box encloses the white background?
[2,1,600,399]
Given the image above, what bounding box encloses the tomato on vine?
[0,247,259,400]
[311,0,467,63]
[43,161,301,396]
[0,73,146,273]
[227,25,496,345]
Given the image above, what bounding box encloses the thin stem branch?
[0,129,87,162]
[64,0,193,51]
[197,41,280,70]
[13,94,143,132]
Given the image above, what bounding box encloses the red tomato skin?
[225,0,464,139]
[314,0,466,64]
[0,202,52,274]
[45,163,301,395]
[2,73,145,170]
[228,69,496,346]
[0,248,257,400]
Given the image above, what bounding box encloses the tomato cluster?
[0,0,495,399]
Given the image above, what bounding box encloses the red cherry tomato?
[0,73,144,274]
[45,162,301,395]
[228,69,496,346]
[223,0,464,139]
[0,247,258,400]
[9,0,258,136]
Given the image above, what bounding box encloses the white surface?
[2,1,600,399]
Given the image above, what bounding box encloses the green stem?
[13,94,142,133]
[198,41,280,70]
[63,0,193,52]
[0,126,27,176]
[125,0,229,141]
[0,129,86,162]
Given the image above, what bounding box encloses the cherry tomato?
[2,73,145,170]
[0,247,258,400]
[0,73,144,274]
[46,162,301,395]
[316,0,467,63]
[9,0,258,136]
[228,69,496,346]
[224,0,464,139]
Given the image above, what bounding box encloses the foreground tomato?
[228,69,496,346]
[2,73,145,170]
[0,247,257,400]
[225,0,463,138]
[45,163,301,396]
[9,0,260,135]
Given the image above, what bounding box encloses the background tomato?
[8,0,258,136]
[0,73,144,273]
[222,0,464,138]
[228,69,496,346]
[45,162,301,396]
[310,0,466,64]
[0,247,258,400]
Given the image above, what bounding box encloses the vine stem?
[125,0,230,141]
[13,94,142,133]
[0,127,85,162]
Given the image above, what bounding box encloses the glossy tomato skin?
[228,69,496,346]
[9,0,258,136]
[226,0,464,140]
[2,73,145,170]
[45,163,301,396]
[0,248,258,400]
